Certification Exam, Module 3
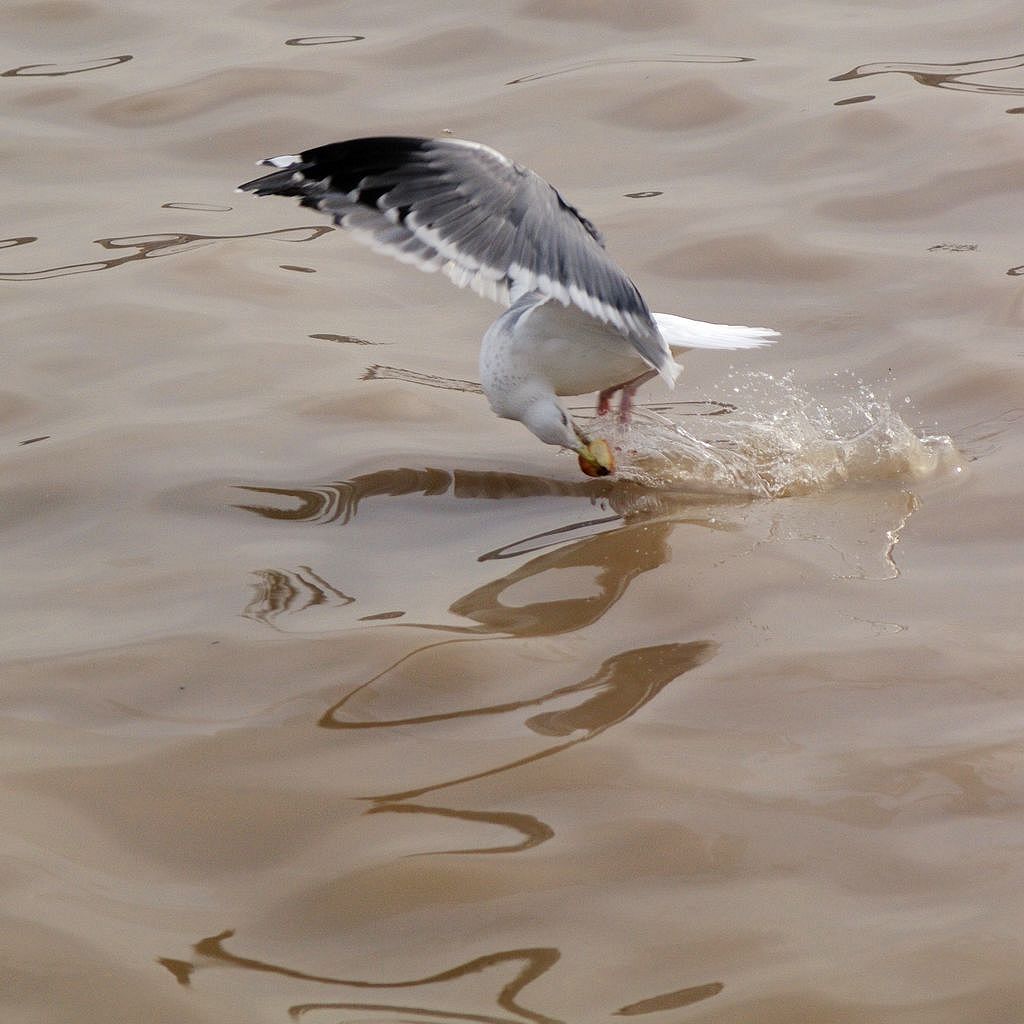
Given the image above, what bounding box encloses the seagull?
[238,136,778,476]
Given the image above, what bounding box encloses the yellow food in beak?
[577,438,615,477]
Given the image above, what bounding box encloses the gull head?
[515,394,616,477]
[516,393,579,449]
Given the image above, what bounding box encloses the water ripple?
[0,236,37,250]
[360,364,736,415]
[0,225,332,282]
[309,332,378,346]
[362,362,483,393]
[285,35,365,46]
[832,52,1024,112]
[160,202,233,212]
[1,54,132,77]
[508,54,751,85]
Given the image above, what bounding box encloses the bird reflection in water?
[166,468,728,1019]
[236,464,735,529]
[237,464,733,639]
[203,461,930,1016]
[241,465,722,799]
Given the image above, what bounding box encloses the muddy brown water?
[2,2,1024,1022]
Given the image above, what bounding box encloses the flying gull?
[238,136,778,476]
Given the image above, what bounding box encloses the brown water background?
[3,1,1024,1022]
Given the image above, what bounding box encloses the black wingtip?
[236,167,305,196]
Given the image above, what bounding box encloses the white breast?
[481,297,653,406]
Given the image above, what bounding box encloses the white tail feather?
[653,311,779,352]
[659,357,683,389]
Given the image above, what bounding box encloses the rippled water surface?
[3,2,1024,1022]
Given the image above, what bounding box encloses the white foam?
[586,371,964,497]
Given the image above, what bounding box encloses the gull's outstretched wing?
[238,136,675,382]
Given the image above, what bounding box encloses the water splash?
[589,372,963,496]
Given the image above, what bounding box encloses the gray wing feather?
[238,136,673,376]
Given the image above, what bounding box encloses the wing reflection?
[160,928,724,1023]
[244,566,354,627]
[366,802,554,855]
[324,642,710,733]
[242,467,720,798]
[477,513,622,560]
[163,929,561,1024]
[329,641,714,803]
[169,484,724,1017]
[448,519,676,636]
[614,980,724,1014]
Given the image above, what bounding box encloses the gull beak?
[576,437,615,477]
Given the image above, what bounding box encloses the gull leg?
[616,369,658,424]
[596,370,659,422]
[596,387,616,417]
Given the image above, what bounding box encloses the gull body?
[482,296,662,451]
[238,136,778,474]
